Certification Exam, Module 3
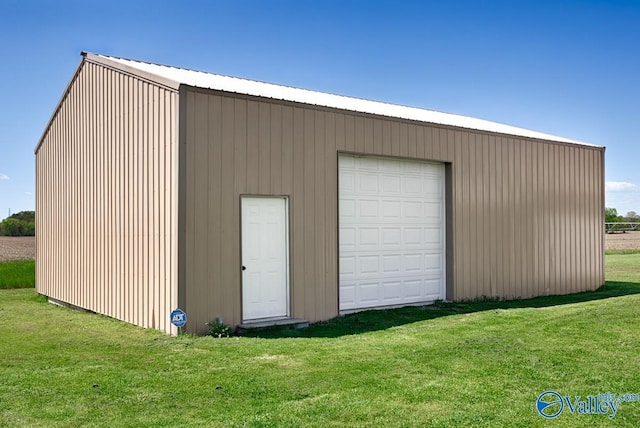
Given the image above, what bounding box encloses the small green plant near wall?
[206,318,233,338]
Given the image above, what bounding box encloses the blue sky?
[1,0,639,219]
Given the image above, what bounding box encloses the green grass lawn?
[0,260,35,289]
[605,249,640,283]
[0,254,639,426]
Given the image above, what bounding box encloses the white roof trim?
[96,54,595,147]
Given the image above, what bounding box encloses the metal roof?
[92,53,593,146]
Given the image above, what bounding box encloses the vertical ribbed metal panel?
[35,61,179,335]
[182,88,604,333]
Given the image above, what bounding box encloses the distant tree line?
[605,207,639,223]
[0,211,35,236]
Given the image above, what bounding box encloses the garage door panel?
[359,200,379,218]
[339,227,356,250]
[382,175,401,193]
[403,201,423,218]
[382,200,401,219]
[382,227,401,246]
[339,154,445,311]
[344,253,442,277]
[339,199,356,220]
[340,278,443,311]
[339,256,356,276]
[358,227,379,247]
[359,282,381,303]
[340,283,356,307]
[423,178,442,196]
[358,156,379,170]
[358,174,379,192]
[424,279,442,297]
[380,158,401,172]
[402,176,421,194]
[382,255,402,273]
[360,255,380,274]
[403,161,423,173]
[403,280,422,298]
[339,178,355,194]
[403,227,422,245]
[382,281,402,300]
[425,253,442,270]
[340,155,356,168]
[424,202,442,219]
[424,227,442,245]
[404,253,423,272]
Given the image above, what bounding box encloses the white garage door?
[339,154,445,311]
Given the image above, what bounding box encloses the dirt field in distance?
[605,231,640,251]
[0,236,36,261]
[0,231,636,262]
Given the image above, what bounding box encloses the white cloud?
[605,181,637,191]
[0,173,9,180]
[605,181,640,214]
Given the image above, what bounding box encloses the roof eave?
[83,52,181,91]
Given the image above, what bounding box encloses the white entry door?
[241,197,289,321]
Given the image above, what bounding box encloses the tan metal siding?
[35,61,179,334]
[182,88,604,332]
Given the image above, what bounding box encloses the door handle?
[241,265,246,271]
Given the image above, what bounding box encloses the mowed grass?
[0,254,639,427]
[0,260,35,289]
[605,249,640,282]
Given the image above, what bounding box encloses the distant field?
[0,236,35,261]
[605,231,640,251]
[1,230,636,260]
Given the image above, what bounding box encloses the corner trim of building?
[177,85,188,312]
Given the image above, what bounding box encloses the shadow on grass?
[244,281,640,339]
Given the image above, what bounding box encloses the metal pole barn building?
[35,52,605,335]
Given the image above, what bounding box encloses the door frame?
[240,195,291,322]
